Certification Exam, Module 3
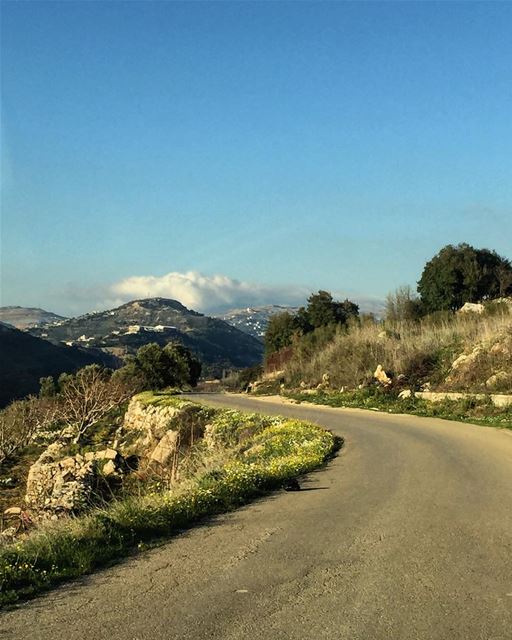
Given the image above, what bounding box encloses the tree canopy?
[264,291,359,356]
[417,244,512,313]
[115,342,202,390]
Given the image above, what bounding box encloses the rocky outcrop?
[459,302,485,314]
[24,444,124,517]
[446,329,512,393]
[21,397,209,518]
[120,401,182,455]
[150,431,180,466]
[449,346,483,372]
[118,397,206,468]
[25,443,95,516]
[84,448,123,477]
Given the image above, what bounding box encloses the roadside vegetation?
[238,243,512,426]
[0,391,337,606]
[284,388,512,430]
[0,342,201,466]
[0,341,205,574]
[282,306,512,394]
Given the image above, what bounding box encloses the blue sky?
[1,0,511,315]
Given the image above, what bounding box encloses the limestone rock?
[450,346,482,371]
[490,342,510,356]
[150,430,180,466]
[84,449,124,477]
[485,371,511,389]
[398,389,413,399]
[450,353,468,370]
[85,448,119,462]
[101,459,117,477]
[204,423,215,448]
[0,527,17,545]
[25,447,96,516]
[459,302,485,314]
[374,364,392,386]
[377,329,400,340]
[119,398,205,465]
[315,373,331,392]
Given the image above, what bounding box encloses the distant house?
[125,324,177,335]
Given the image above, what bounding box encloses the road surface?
[2,394,511,639]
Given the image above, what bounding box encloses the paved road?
[2,394,512,640]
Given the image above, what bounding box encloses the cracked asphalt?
[1,394,511,639]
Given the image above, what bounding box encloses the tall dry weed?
[284,310,512,392]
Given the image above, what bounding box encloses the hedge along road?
[2,394,512,640]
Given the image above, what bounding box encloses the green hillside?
[28,298,263,375]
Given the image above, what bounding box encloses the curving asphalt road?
[2,393,512,640]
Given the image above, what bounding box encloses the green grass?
[284,388,512,430]
[0,400,338,607]
[133,390,184,407]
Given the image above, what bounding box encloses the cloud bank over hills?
[50,271,384,317]
[110,271,384,315]
[110,271,311,314]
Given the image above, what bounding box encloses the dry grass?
[284,308,512,393]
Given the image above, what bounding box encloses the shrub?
[114,343,201,392]
[0,397,56,464]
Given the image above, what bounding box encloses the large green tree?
[264,291,359,356]
[115,342,201,390]
[306,291,344,328]
[264,312,299,356]
[417,243,512,313]
[306,291,359,328]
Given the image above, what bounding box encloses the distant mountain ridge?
[27,298,263,375]
[0,324,114,407]
[216,305,300,338]
[0,306,67,329]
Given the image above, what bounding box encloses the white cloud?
[110,271,311,312]
[49,270,384,317]
[109,270,384,315]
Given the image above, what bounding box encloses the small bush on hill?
[221,365,264,392]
